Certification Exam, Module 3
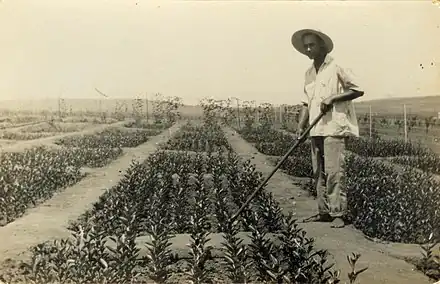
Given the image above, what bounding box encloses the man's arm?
[298,102,309,131]
[331,89,363,103]
[298,80,310,132]
[332,65,364,103]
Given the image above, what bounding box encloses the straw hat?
[291,29,334,55]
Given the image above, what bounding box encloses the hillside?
[354,95,440,117]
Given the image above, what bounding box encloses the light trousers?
[310,136,347,217]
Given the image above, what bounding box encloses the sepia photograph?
[0,0,439,283]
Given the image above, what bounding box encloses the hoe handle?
[228,110,326,223]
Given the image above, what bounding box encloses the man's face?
[302,34,323,59]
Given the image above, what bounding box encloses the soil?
[0,121,127,153]
[0,121,437,284]
[0,139,17,147]
[17,122,97,133]
[0,120,46,131]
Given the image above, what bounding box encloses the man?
[291,29,364,228]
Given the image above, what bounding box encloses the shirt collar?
[323,54,333,65]
[307,54,334,74]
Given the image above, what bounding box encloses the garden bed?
[18,122,95,133]
[161,122,232,152]
[55,127,160,148]
[0,146,85,226]
[0,131,59,140]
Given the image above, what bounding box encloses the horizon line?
[1,94,439,106]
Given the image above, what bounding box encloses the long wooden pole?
[236,99,241,128]
[58,96,61,120]
[404,104,408,143]
[369,105,372,138]
[146,93,149,122]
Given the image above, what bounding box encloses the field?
[0,98,439,284]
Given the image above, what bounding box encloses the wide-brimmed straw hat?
[291,29,334,55]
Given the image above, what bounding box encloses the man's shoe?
[330,217,347,228]
[302,213,333,223]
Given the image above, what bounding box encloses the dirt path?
[0,122,182,263]
[0,121,128,153]
[0,139,17,147]
[0,120,46,130]
[223,127,431,284]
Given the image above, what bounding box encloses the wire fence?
[355,105,440,153]
[261,104,440,154]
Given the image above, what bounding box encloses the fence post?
[145,93,149,122]
[236,99,241,129]
[279,105,283,125]
[369,105,372,138]
[57,96,62,120]
[404,104,408,143]
[255,103,259,123]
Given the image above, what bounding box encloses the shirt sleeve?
[301,85,308,106]
[301,72,309,106]
[337,65,363,94]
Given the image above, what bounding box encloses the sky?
[0,0,439,106]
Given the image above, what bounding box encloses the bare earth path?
[0,122,182,263]
[0,121,128,153]
[223,127,431,284]
[0,120,47,131]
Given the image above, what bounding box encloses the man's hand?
[320,97,334,113]
[296,127,306,140]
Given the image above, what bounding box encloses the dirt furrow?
[0,121,128,153]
